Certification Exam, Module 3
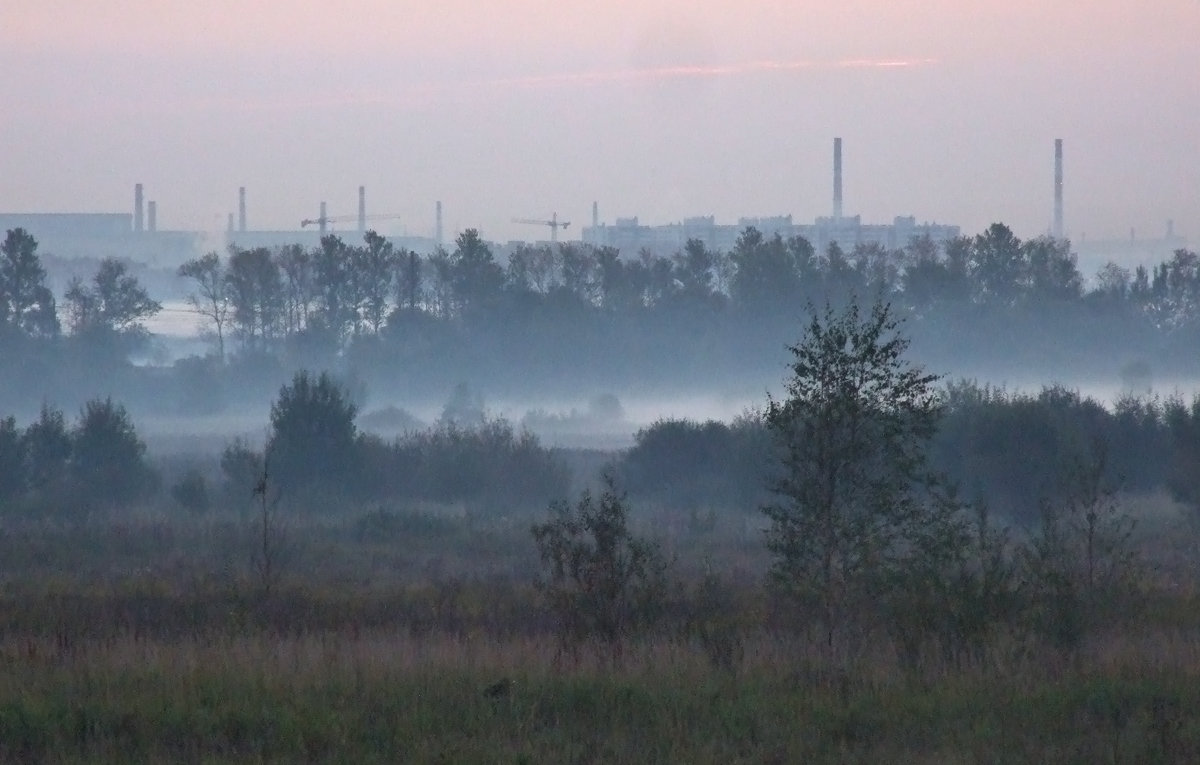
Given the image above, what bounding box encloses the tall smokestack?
[435,201,443,247]
[358,186,366,233]
[1053,139,1064,239]
[227,213,234,233]
[592,201,599,228]
[833,138,843,220]
[134,184,144,232]
[238,187,246,233]
[319,201,328,235]
[147,201,157,233]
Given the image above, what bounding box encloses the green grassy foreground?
[0,625,1198,763]
[0,503,1193,762]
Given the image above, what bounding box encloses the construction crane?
[300,213,405,231]
[513,212,570,242]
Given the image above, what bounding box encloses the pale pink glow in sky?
[2,0,1199,247]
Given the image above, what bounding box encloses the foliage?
[177,252,231,363]
[63,258,161,355]
[267,370,359,495]
[21,404,72,501]
[5,224,1200,422]
[532,474,668,655]
[449,228,504,318]
[621,416,771,511]
[69,397,156,510]
[0,228,59,340]
[1165,394,1200,515]
[762,299,965,652]
[934,383,1158,522]
[1021,438,1141,652]
[225,246,284,352]
[357,417,570,514]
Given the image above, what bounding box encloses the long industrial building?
[582,138,961,257]
[0,186,440,267]
[1,140,1187,268]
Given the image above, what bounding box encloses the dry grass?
[0,503,1196,761]
[1,624,1200,762]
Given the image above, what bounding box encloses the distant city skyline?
[3,1,1198,243]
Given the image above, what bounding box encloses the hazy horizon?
[4,1,1197,244]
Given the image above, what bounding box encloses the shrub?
[532,474,668,658]
[69,397,156,510]
[268,370,358,495]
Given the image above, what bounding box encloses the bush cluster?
[0,399,156,517]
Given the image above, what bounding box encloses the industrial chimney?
[1053,139,1064,239]
[319,201,328,235]
[435,201,443,247]
[358,186,366,233]
[134,184,144,232]
[238,187,247,233]
[147,201,157,233]
[592,201,599,229]
[227,213,234,233]
[833,138,843,220]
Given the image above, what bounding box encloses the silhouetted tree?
[821,241,866,305]
[353,231,397,335]
[1023,236,1082,303]
[70,397,154,509]
[64,259,161,342]
[1089,262,1132,313]
[394,249,423,312]
[178,252,231,363]
[532,473,667,656]
[763,299,963,653]
[277,244,317,337]
[594,246,632,311]
[309,236,355,343]
[1166,395,1200,516]
[901,235,969,310]
[0,228,59,340]
[22,404,71,495]
[557,243,595,304]
[1022,438,1139,651]
[674,238,716,297]
[225,246,284,352]
[425,247,455,319]
[267,370,359,494]
[971,223,1025,305]
[1142,249,1200,333]
[730,228,802,314]
[852,242,901,297]
[450,229,504,317]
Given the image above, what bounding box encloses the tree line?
[171,223,1200,348]
[0,370,570,521]
[4,222,1200,414]
[621,382,1200,526]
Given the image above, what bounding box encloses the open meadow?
[0,500,1197,763]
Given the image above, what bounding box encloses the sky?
[3,0,1198,246]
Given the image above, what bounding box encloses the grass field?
[1,625,1200,763]
[0,503,1195,762]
